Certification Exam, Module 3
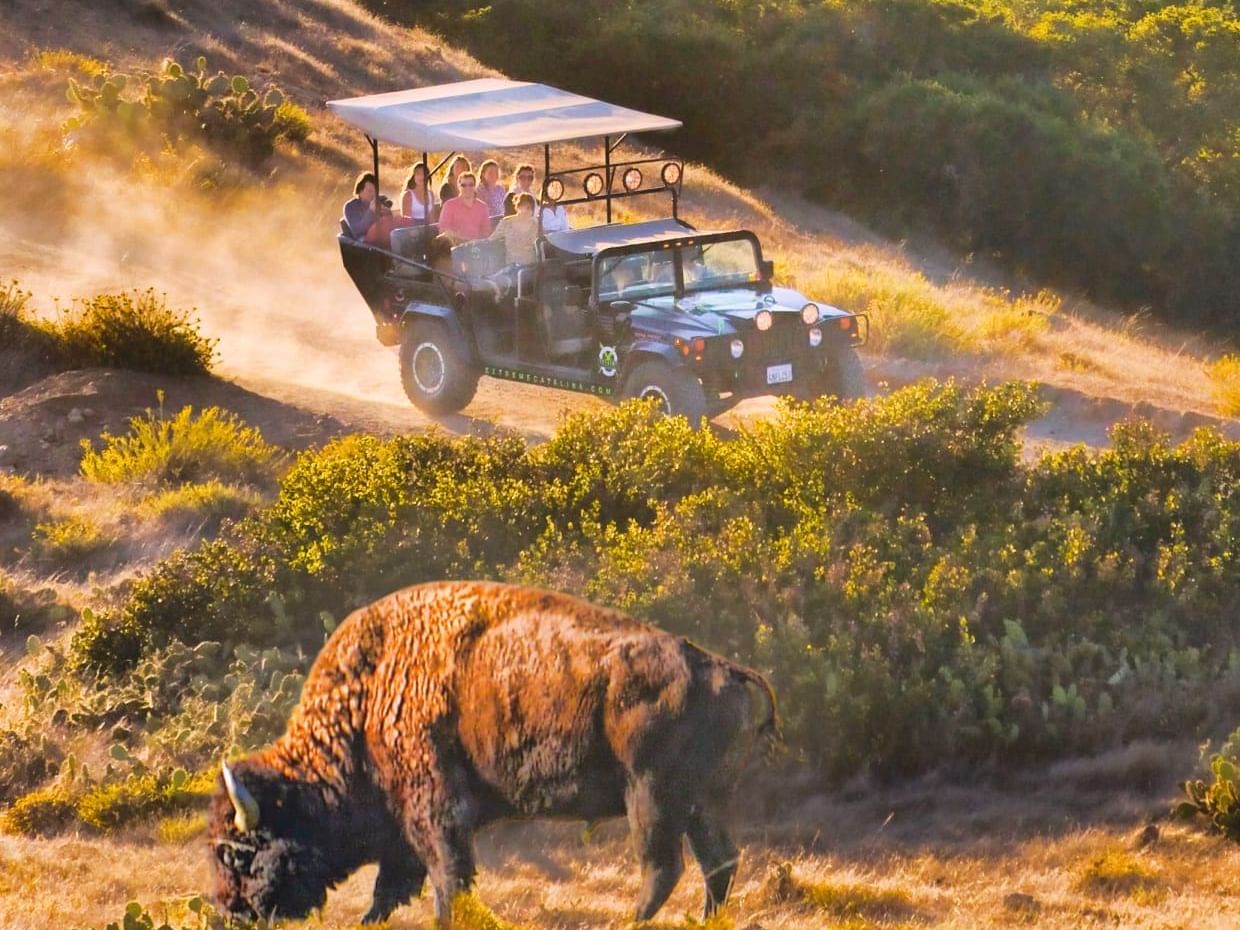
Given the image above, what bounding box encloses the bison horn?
[221,761,260,833]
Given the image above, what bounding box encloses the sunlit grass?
[1075,849,1164,902]
[1207,355,1240,417]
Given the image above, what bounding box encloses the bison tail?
[729,663,782,751]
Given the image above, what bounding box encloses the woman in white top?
[401,162,437,222]
[540,202,571,233]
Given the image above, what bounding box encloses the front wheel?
[399,320,479,415]
[622,359,709,425]
[821,348,868,401]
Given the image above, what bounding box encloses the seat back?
[538,259,592,357]
[452,238,506,278]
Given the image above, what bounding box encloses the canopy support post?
[421,150,429,226]
[367,135,380,194]
[540,143,551,236]
[430,152,457,178]
[603,135,612,224]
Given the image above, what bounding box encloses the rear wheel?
[399,320,479,415]
[623,359,709,425]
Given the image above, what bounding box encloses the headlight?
[809,327,823,347]
[583,172,605,197]
[755,309,773,331]
[801,302,820,325]
[730,338,744,359]
[662,162,682,186]
[622,167,643,191]
[544,178,565,202]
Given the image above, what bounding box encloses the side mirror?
[761,259,775,280]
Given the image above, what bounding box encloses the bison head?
[208,759,335,922]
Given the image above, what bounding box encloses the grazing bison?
[208,580,777,926]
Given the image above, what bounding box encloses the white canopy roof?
[326,79,682,151]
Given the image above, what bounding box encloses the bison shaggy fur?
[208,581,777,926]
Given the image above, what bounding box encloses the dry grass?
[2,783,1239,930]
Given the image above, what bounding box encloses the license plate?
[766,363,793,385]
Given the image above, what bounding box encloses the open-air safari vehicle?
[328,79,868,420]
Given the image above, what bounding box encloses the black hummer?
[330,81,867,421]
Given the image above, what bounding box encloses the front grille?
[748,319,803,361]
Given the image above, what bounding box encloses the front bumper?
[700,315,866,399]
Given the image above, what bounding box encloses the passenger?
[438,155,472,204]
[401,162,436,223]
[540,200,571,233]
[503,163,537,215]
[342,171,410,249]
[477,159,506,217]
[489,192,539,266]
[437,171,492,244]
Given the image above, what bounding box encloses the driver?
[602,255,646,296]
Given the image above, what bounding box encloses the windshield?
[596,236,760,301]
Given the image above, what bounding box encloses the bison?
[208,581,777,926]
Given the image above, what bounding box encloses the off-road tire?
[622,359,709,425]
[399,320,479,415]
[822,347,868,401]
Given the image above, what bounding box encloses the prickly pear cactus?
[1179,729,1240,841]
[61,55,310,168]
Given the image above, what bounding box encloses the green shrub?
[46,289,216,375]
[1075,849,1163,900]
[0,279,33,344]
[32,515,112,564]
[154,811,206,844]
[64,386,1240,779]
[66,56,312,168]
[81,403,278,487]
[2,783,77,836]
[1208,356,1240,417]
[274,100,313,143]
[1180,727,1240,840]
[371,0,1240,328]
[140,480,265,528]
[32,48,109,79]
[76,768,215,832]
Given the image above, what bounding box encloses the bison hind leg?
[362,851,427,924]
[626,775,686,922]
[686,804,739,917]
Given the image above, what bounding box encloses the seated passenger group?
[342,157,571,257]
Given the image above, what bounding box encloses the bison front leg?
[361,850,427,924]
[686,803,739,917]
[625,775,686,922]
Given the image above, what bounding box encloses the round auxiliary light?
[662,162,682,187]
[801,302,820,325]
[809,327,823,348]
[583,172,605,197]
[545,178,565,202]
[755,309,774,332]
[730,338,745,359]
[623,167,643,191]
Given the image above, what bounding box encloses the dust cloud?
[1,154,593,436]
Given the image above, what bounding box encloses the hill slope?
[0,0,1236,450]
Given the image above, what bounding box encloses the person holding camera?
[342,171,411,250]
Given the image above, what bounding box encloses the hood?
[630,287,850,336]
